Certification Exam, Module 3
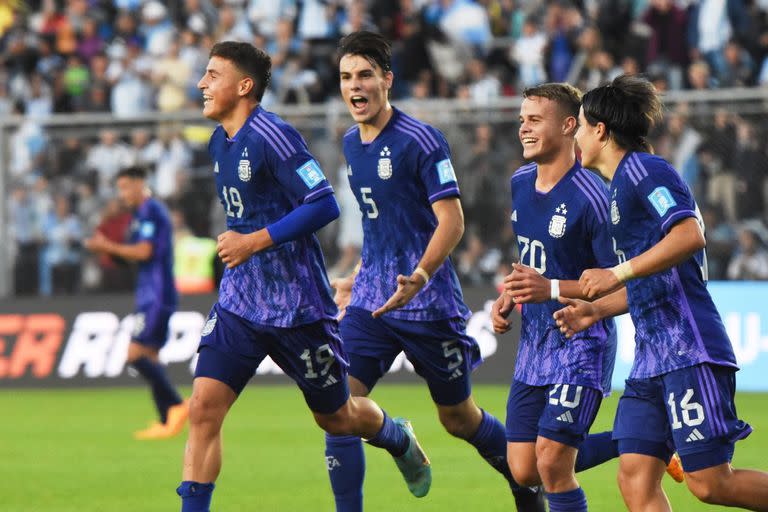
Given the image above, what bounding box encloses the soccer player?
[554,74,768,511]
[84,165,187,440]
[178,41,430,512]
[491,83,620,512]
[327,31,544,512]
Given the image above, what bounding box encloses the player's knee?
[535,447,568,483]
[188,394,226,431]
[510,462,540,487]
[438,410,475,439]
[616,468,636,497]
[686,475,725,505]
[314,404,354,436]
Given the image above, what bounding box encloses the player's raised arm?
[580,216,705,299]
[372,197,463,318]
[504,263,595,303]
[553,287,628,338]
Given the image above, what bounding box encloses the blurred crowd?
[3,0,768,296]
[4,0,768,112]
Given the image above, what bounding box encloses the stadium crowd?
[3,0,768,296]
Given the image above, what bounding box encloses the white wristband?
[611,261,635,284]
[550,279,560,301]
[414,267,430,284]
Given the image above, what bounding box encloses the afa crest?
[238,159,251,182]
[378,146,393,180]
[548,203,567,238]
[132,313,146,337]
[611,200,620,224]
[201,312,217,337]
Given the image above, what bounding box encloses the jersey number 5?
[360,187,378,219]
[222,186,244,218]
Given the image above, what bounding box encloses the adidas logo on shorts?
[556,411,574,423]
[686,428,705,443]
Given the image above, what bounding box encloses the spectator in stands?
[140,1,175,57]
[9,102,48,180]
[701,204,737,280]
[719,39,755,87]
[732,120,767,220]
[688,58,717,89]
[106,42,153,116]
[641,0,689,90]
[77,16,105,63]
[147,125,192,200]
[62,54,90,110]
[439,0,493,52]
[9,184,44,295]
[466,57,501,103]
[85,129,134,198]
[152,39,191,112]
[688,0,748,78]
[214,4,253,42]
[513,17,547,88]
[727,225,768,280]
[24,72,53,118]
[248,0,297,39]
[39,195,82,295]
[296,0,339,40]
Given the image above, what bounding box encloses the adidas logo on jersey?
[556,411,574,423]
[511,210,517,222]
[686,428,705,443]
[214,161,219,173]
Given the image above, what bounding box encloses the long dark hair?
[581,75,663,152]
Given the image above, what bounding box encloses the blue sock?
[547,487,588,512]
[469,409,544,511]
[132,356,183,423]
[575,431,618,473]
[365,412,409,457]
[325,434,365,512]
[177,481,215,512]
[468,409,514,484]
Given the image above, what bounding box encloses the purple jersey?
[343,108,470,321]
[609,152,737,378]
[209,106,337,327]
[510,162,617,394]
[129,197,177,309]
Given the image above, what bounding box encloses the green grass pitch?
[2,385,766,511]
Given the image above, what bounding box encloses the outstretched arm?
[85,231,153,262]
[372,197,464,318]
[580,217,705,298]
[504,263,593,304]
[553,287,628,338]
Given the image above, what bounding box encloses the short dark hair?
[523,83,582,120]
[581,74,663,152]
[337,31,392,73]
[116,165,147,180]
[210,41,272,101]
